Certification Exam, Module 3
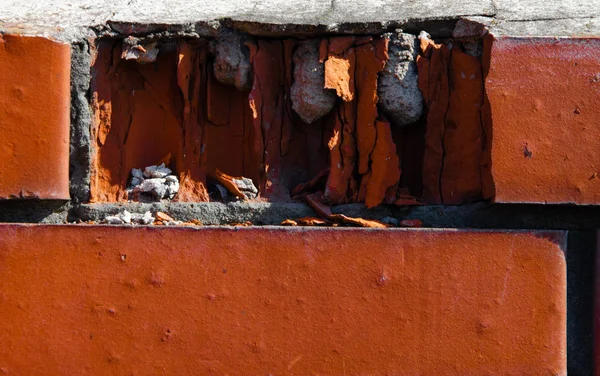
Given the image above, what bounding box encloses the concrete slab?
[5,0,594,39]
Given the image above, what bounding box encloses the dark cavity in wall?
[88,28,491,206]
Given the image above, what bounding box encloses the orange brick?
[0,225,565,374]
[486,36,600,204]
[0,35,70,199]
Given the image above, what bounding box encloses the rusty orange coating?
[0,35,71,199]
[0,225,566,375]
[486,37,600,204]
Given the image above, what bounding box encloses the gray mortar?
[74,202,317,225]
[3,0,600,41]
[70,42,92,204]
[210,30,252,91]
[377,31,423,127]
[291,39,336,124]
[0,200,70,224]
[63,201,600,230]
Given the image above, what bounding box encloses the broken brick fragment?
[417,33,487,204]
[214,169,258,200]
[323,109,346,203]
[121,36,159,63]
[418,35,450,204]
[155,212,175,222]
[441,44,484,204]
[306,192,388,228]
[330,214,389,228]
[280,219,298,226]
[324,53,354,101]
[365,119,401,208]
[306,192,334,218]
[323,36,399,207]
[248,40,288,199]
[296,217,330,226]
[355,38,388,175]
[176,41,211,202]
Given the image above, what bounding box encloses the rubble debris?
[296,217,330,226]
[280,219,298,226]
[214,169,258,200]
[330,214,389,228]
[156,212,175,222]
[305,192,334,218]
[91,40,210,203]
[377,31,423,127]
[121,36,159,64]
[364,119,401,208]
[163,220,183,226]
[128,164,180,201]
[305,192,389,228]
[91,33,487,207]
[102,211,154,225]
[291,40,336,124]
[211,31,253,91]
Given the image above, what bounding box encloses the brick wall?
[0,10,599,375]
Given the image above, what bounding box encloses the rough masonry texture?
[0,225,566,375]
[1,1,600,373]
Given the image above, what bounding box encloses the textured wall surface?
[0,2,599,374]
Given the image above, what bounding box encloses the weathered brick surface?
[0,225,565,374]
[486,36,600,204]
[0,35,71,199]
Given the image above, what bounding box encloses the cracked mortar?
[290,39,336,124]
[70,41,92,204]
[377,30,423,126]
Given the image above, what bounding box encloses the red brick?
[0,225,565,374]
[0,35,71,199]
[485,36,600,204]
